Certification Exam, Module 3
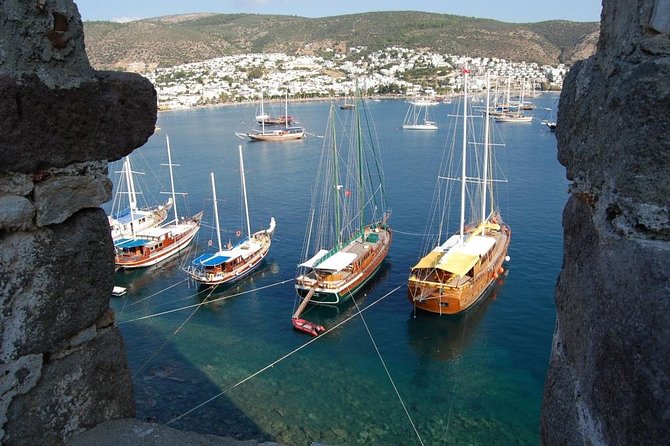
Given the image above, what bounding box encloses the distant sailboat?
[184,145,276,286]
[402,100,438,130]
[410,98,440,106]
[340,95,355,110]
[237,90,305,141]
[108,155,172,242]
[408,70,511,315]
[114,135,203,269]
[541,97,558,132]
[494,77,532,123]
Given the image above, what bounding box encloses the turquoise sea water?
[109,93,566,445]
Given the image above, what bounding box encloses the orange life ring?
[236,230,241,237]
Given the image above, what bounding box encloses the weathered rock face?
[0,0,156,444]
[0,71,157,173]
[542,0,670,444]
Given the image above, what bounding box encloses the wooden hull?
[249,133,305,141]
[295,226,392,305]
[248,131,304,141]
[407,224,510,315]
[494,115,532,123]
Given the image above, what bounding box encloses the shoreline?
[157,90,562,113]
[157,94,404,112]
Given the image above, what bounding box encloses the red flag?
[462,67,470,74]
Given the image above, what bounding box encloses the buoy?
[505,255,510,262]
[498,267,504,274]
[236,230,241,237]
[493,272,499,279]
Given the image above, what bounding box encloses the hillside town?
[145,46,567,109]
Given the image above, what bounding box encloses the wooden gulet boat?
[236,90,305,142]
[114,135,203,269]
[494,76,533,123]
[295,223,392,305]
[244,126,305,142]
[408,70,511,315]
[295,97,392,312]
[184,145,276,287]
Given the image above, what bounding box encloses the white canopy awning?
[314,251,357,272]
[299,249,329,268]
[460,235,496,257]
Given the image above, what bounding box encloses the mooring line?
[392,229,436,237]
[349,290,425,446]
[131,285,219,379]
[127,278,190,307]
[118,278,294,324]
[119,284,215,322]
[165,284,403,427]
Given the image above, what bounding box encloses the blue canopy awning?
[115,238,149,248]
[192,252,231,267]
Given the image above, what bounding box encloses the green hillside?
[83,11,599,72]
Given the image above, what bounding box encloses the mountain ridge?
[83,11,599,72]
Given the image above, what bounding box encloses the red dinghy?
[292,318,325,337]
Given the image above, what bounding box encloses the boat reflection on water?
[294,262,392,330]
[114,247,197,294]
[407,273,505,362]
[195,260,278,310]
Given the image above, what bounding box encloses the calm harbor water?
[108,93,566,445]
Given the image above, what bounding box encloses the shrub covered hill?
[84,11,599,72]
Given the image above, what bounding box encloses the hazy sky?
[75,0,602,24]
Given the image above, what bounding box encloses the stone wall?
[0,0,156,444]
[541,0,670,444]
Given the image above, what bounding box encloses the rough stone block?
[3,327,134,445]
[34,162,112,226]
[0,172,33,196]
[0,209,114,365]
[0,72,157,173]
[0,193,35,231]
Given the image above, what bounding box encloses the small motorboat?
[291,317,325,337]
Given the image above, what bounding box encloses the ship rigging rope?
[118,278,294,324]
[392,228,439,237]
[348,290,426,446]
[164,285,403,427]
[131,284,219,379]
[126,278,189,308]
[116,280,215,322]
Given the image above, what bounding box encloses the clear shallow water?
[108,93,566,445]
